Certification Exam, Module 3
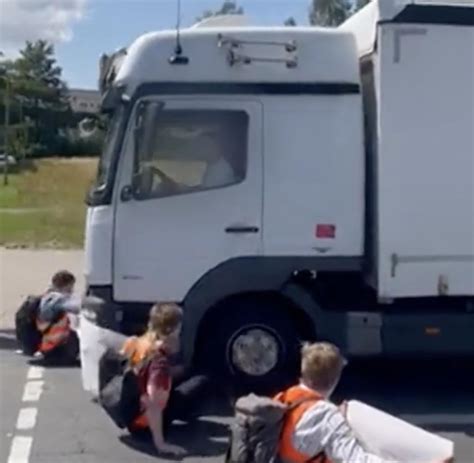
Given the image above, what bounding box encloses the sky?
[0,0,314,89]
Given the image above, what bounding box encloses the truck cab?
[81,1,474,396]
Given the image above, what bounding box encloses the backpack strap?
[37,310,66,335]
[306,452,326,463]
[286,396,318,412]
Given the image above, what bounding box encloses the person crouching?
[122,302,208,457]
[36,270,80,363]
[275,342,449,463]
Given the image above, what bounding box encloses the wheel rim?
[229,327,280,377]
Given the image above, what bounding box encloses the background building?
[68,89,100,114]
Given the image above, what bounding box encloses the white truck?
[81,0,474,393]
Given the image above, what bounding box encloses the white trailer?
[341,0,474,299]
[81,0,474,393]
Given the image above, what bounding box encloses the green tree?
[355,0,371,11]
[309,0,352,26]
[284,17,297,26]
[12,40,70,152]
[0,54,24,184]
[197,1,244,22]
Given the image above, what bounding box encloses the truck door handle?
[225,225,260,234]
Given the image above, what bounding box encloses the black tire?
[205,297,300,394]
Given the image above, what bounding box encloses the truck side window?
[133,108,248,199]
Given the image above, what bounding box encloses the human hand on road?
[155,442,187,457]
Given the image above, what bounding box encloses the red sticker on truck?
[316,224,336,239]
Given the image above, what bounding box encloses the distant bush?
[29,132,104,158]
[62,135,104,157]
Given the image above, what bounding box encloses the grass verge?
[0,158,97,248]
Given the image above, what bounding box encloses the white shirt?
[293,395,391,463]
[202,157,235,188]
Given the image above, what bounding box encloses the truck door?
[113,98,263,302]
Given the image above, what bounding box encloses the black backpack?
[98,349,144,430]
[15,295,43,355]
[226,393,288,463]
[226,393,321,463]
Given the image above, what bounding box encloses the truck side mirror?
[130,168,154,200]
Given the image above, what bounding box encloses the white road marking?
[16,408,38,431]
[7,366,47,462]
[27,366,44,380]
[22,380,44,402]
[7,436,33,463]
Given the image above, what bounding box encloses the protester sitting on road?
[121,302,209,457]
[36,270,80,362]
[274,342,451,463]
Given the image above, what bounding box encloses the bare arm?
[144,399,165,448]
[144,363,185,456]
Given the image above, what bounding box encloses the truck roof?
[113,27,360,95]
[341,0,474,56]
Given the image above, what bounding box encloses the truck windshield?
[86,106,125,206]
[94,107,123,191]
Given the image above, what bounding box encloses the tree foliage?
[309,0,352,27]
[309,0,373,27]
[14,40,67,109]
[197,1,244,22]
[355,0,371,11]
[284,17,297,26]
[1,41,71,154]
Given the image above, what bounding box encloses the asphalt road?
[1,330,473,463]
[1,250,473,462]
[0,249,85,330]
[0,331,231,463]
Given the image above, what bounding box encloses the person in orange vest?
[36,270,80,362]
[275,342,450,463]
[121,302,188,457]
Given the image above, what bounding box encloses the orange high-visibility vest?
[122,336,154,431]
[122,336,154,368]
[36,313,70,353]
[275,385,331,463]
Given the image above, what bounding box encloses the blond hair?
[301,342,346,392]
[144,302,183,342]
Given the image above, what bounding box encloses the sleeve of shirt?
[293,401,392,463]
[39,293,63,321]
[39,292,80,321]
[61,295,81,314]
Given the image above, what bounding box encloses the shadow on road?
[0,329,81,370]
[118,357,474,459]
[0,329,18,350]
[334,357,474,435]
[120,416,229,460]
[28,357,81,369]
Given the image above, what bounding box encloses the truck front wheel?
[209,298,301,393]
